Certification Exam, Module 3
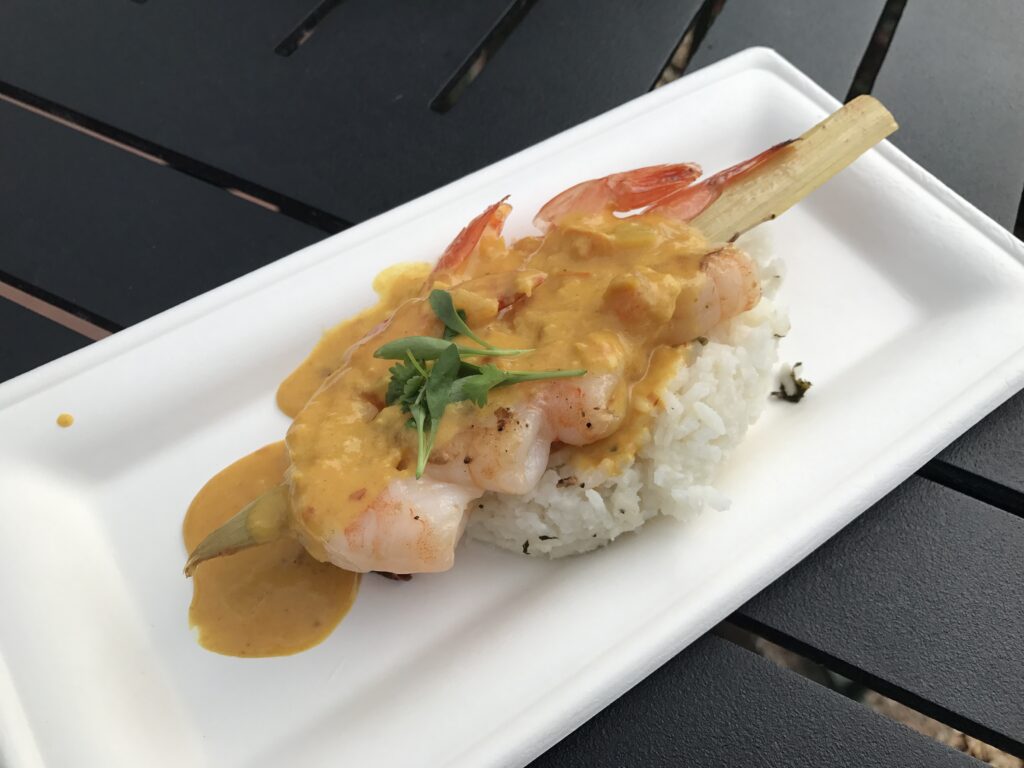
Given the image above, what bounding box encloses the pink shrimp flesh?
[314,477,482,574]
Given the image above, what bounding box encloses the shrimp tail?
[432,198,512,281]
[184,485,290,576]
[534,162,702,230]
[647,140,795,223]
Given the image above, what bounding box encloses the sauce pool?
[183,442,359,657]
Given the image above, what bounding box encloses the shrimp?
[312,477,482,574]
[427,373,623,494]
[600,244,761,346]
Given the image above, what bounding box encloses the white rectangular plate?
[3,48,1024,768]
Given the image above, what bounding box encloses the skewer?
[690,95,897,242]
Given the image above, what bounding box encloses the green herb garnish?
[442,309,467,342]
[381,290,585,477]
[374,336,530,361]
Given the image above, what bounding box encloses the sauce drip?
[565,345,690,474]
[277,262,432,418]
[183,442,359,656]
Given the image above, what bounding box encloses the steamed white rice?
[466,234,789,557]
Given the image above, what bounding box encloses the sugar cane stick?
[690,95,898,242]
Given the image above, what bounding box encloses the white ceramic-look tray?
[2,48,1024,768]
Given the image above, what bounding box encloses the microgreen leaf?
[426,343,461,419]
[401,373,425,404]
[429,289,493,348]
[414,344,463,477]
[408,401,428,478]
[375,336,531,361]
[406,350,428,377]
[385,360,419,406]
[495,368,587,387]
[442,309,468,341]
[449,364,587,408]
[448,365,507,407]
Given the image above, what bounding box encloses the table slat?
[872,0,1024,229]
[531,634,976,767]
[0,99,320,327]
[0,299,88,382]
[935,391,1024,500]
[687,0,886,99]
[736,476,1024,754]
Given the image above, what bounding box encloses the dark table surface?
[1,1,1022,765]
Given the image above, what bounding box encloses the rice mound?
[466,234,789,557]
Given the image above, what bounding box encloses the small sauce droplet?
[56,413,74,428]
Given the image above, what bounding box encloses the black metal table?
[2,2,1022,765]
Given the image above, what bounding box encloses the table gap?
[0,80,350,233]
[726,613,1024,760]
[847,0,908,100]
[429,0,539,114]
[275,0,348,57]
[0,282,108,341]
[916,460,1024,519]
[0,92,166,166]
[717,621,1020,765]
[653,0,727,88]
[0,269,122,335]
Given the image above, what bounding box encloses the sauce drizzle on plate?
[183,442,359,657]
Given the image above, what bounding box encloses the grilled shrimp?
[315,477,482,573]
[426,373,622,493]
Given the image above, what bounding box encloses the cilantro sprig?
[380,290,585,477]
